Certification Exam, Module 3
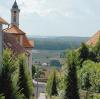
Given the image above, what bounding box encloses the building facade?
[0,1,34,73]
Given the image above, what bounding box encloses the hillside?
[29,36,89,50]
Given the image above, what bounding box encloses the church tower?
[11,0,20,27]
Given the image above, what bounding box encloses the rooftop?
[0,17,8,25]
[4,33,29,55]
[12,0,19,9]
[4,25,25,35]
[86,30,100,45]
[23,35,34,48]
[4,25,34,48]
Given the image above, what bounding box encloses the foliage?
[57,75,65,96]
[18,54,34,99]
[0,94,5,99]
[92,38,100,62]
[78,60,100,92]
[34,66,44,79]
[46,69,58,97]
[0,49,24,99]
[78,43,89,64]
[63,51,80,99]
[32,65,36,78]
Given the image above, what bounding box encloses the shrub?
[78,60,100,92]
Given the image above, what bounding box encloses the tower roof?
[12,0,19,9]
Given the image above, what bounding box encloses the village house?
[0,0,34,73]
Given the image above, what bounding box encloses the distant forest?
[30,36,89,50]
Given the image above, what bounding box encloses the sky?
[0,0,100,37]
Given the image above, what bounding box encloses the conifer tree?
[18,54,34,99]
[46,69,58,97]
[63,51,80,99]
[93,38,100,62]
[0,49,24,99]
[79,43,89,63]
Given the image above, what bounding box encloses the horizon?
[27,34,90,38]
[1,0,100,37]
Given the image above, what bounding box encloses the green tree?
[34,66,44,79]
[81,73,91,90]
[93,38,100,62]
[0,49,24,99]
[46,69,58,97]
[79,43,89,64]
[18,54,34,99]
[32,65,36,78]
[79,60,100,92]
[63,51,80,99]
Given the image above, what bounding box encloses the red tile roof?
[4,25,25,35]
[0,17,8,24]
[86,30,100,45]
[23,35,34,48]
[4,25,34,48]
[3,32,29,55]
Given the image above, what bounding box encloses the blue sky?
[0,0,100,37]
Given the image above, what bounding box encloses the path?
[33,80,46,99]
[38,93,46,99]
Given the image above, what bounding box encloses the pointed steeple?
[11,0,20,27]
[12,0,19,9]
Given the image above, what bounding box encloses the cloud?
[1,0,100,18]
[1,0,100,36]
[16,0,91,17]
[1,0,98,18]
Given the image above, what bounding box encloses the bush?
[78,60,100,92]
